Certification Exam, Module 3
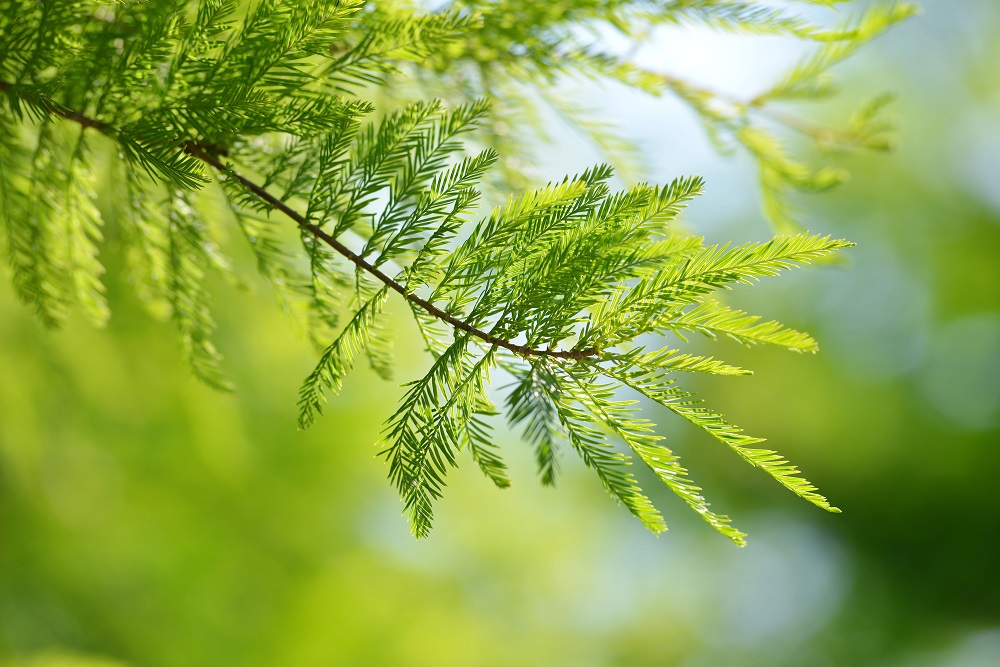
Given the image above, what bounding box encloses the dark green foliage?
[0,0,910,542]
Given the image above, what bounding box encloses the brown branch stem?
[187,146,596,360]
[0,80,597,360]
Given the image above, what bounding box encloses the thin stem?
[187,145,596,360]
[0,80,598,360]
[651,71,860,146]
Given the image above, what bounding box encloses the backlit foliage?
[0,0,912,541]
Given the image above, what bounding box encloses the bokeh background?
[2,1,998,665]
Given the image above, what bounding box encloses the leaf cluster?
[0,0,881,542]
[358,0,916,227]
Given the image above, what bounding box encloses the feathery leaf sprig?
[0,0,885,543]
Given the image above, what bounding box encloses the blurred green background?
[2,1,998,665]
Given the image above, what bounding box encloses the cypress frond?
[629,437,748,545]
[552,363,667,534]
[605,360,837,513]
[120,166,174,322]
[656,1,840,41]
[0,0,907,541]
[380,339,488,537]
[755,1,920,104]
[611,347,751,377]
[1,119,65,327]
[585,233,850,347]
[669,400,839,512]
[298,286,390,429]
[665,301,820,352]
[62,133,109,327]
[507,361,563,486]
[164,190,232,392]
[326,11,482,89]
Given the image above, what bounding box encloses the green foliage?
[0,0,908,542]
[386,0,917,224]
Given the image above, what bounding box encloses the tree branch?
[650,71,866,147]
[187,145,597,360]
[0,81,598,361]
